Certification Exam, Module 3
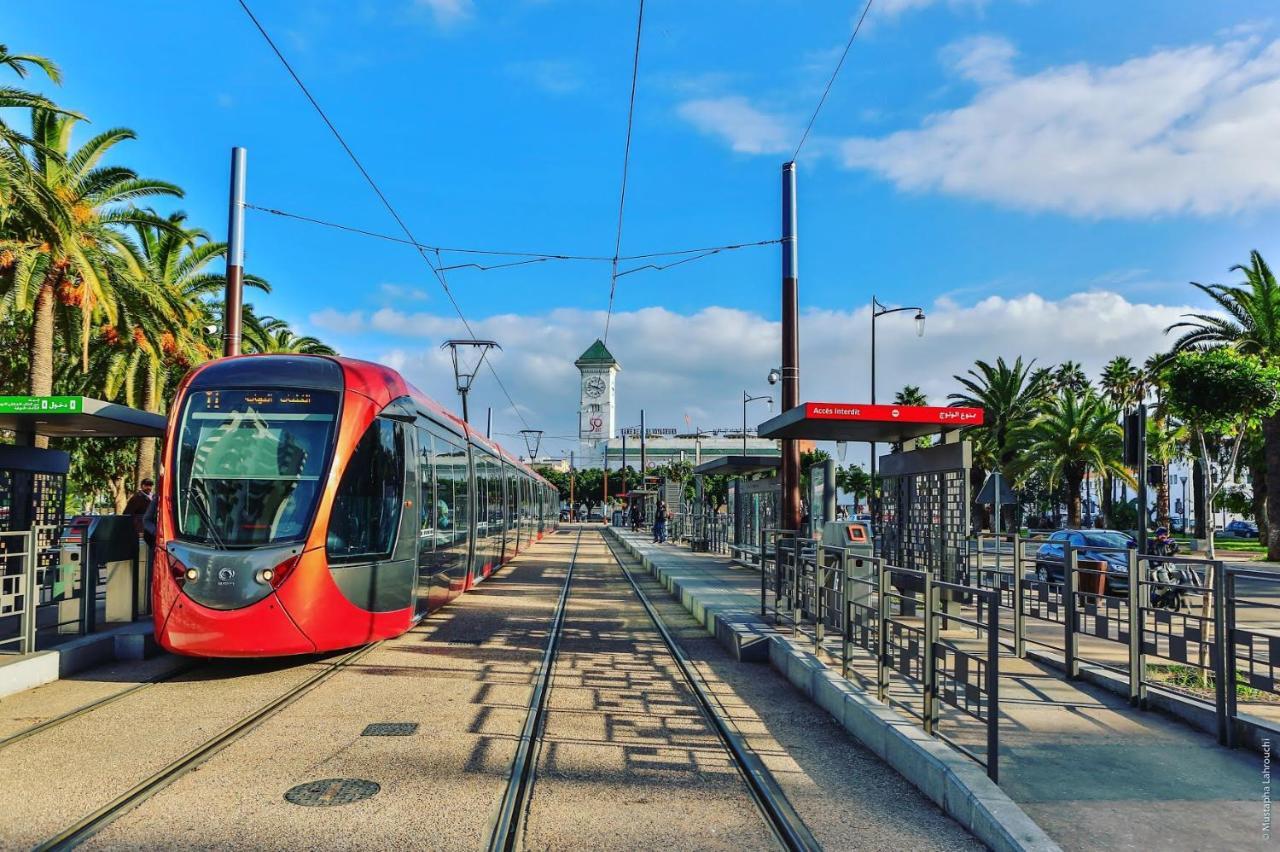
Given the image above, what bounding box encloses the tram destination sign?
[0,395,82,415]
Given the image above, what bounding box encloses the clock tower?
[575,338,620,455]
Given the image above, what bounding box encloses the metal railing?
[760,536,1001,780]
[0,525,61,655]
[964,532,1279,749]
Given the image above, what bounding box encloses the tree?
[894,385,927,406]
[1167,250,1280,560]
[836,463,871,511]
[949,356,1050,528]
[1051,361,1090,394]
[1162,349,1280,558]
[1,108,180,447]
[1011,388,1134,528]
[244,312,334,355]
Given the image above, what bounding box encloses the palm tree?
[1011,389,1135,527]
[893,385,928,406]
[243,312,334,355]
[0,108,180,446]
[1051,360,1090,394]
[949,357,1051,528]
[1099,356,1140,410]
[1166,250,1280,559]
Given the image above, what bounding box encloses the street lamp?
[743,392,773,456]
[440,338,500,424]
[869,297,926,515]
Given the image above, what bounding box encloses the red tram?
[152,354,558,657]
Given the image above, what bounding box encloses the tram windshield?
[174,388,339,547]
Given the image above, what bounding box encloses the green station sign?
[0,395,82,415]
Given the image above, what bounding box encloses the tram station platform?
[606,529,1267,852]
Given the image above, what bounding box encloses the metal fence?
[967,532,1279,748]
[760,529,1002,780]
[0,524,67,655]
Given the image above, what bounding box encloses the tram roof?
[757,402,984,443]
[0,396,165,438]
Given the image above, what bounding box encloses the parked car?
[1033,529,1136,594]
[1170,516,1186,534]
[1223,520,1259,539]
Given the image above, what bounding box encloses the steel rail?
[0,661,204,753]
[34,641,381,852]
[486,527,583,852]
[601,534,822,852]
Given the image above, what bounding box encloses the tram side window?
[449,444,468,540]
[326,418,405,563]
[416,427,435,553]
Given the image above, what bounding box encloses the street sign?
[0,396,81,415]
[804,402,983,425]
[976,471,1016,505]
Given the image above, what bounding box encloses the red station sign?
[803,402,984,426]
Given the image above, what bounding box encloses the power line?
[603,0,646,345]
[244,201,780,269]
[237,0,532,429]
[792,0,876,160]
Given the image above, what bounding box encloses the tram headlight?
[256,568,275,584]
[185,568,199,582]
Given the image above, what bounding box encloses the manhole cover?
[284,778,380,807]
[362,722,418,737]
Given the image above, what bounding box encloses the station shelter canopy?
[691,455,781,477]
[756,402,984,443]
[0,395,166,439]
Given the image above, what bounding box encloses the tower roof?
[574,338,620,369]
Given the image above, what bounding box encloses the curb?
[606,527,1060,852]
[0,622,159,700]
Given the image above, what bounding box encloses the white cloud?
[308,293,1201,453]
[843,36,1280,216]
[506,60,584,95]
[877,0,992,18]
[941,34,1017,84]
[675,97,793,155]
[378,283,429,303]
[413,0,472,28]
[310,308,366,335]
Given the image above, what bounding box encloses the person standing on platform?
[653,500,668,544]
[123,478,156,549]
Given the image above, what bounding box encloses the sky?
[9,0,1280,462]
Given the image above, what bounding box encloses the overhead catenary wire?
[791,0,876,161]
[243,202,780,271]
[236,0,532,429]
[603,0,646,345]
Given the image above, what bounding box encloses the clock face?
[584,376,607,398]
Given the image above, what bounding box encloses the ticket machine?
[55,515,144,634]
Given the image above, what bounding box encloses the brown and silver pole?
[781,162,801,532]
[223,147,247,357]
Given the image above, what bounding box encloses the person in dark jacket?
[122,479,155,549]
[653,500,668,544]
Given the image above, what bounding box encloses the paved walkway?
[615,530,1270,852]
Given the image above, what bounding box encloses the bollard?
[1064,543,1079,679]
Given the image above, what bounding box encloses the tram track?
[487,527,820,852]
[0,660,204,754]
[32,641,382,852]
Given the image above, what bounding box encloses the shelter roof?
[757,402,983,443]
[0,396,166,438]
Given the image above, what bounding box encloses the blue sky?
[9,1,1280,456]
